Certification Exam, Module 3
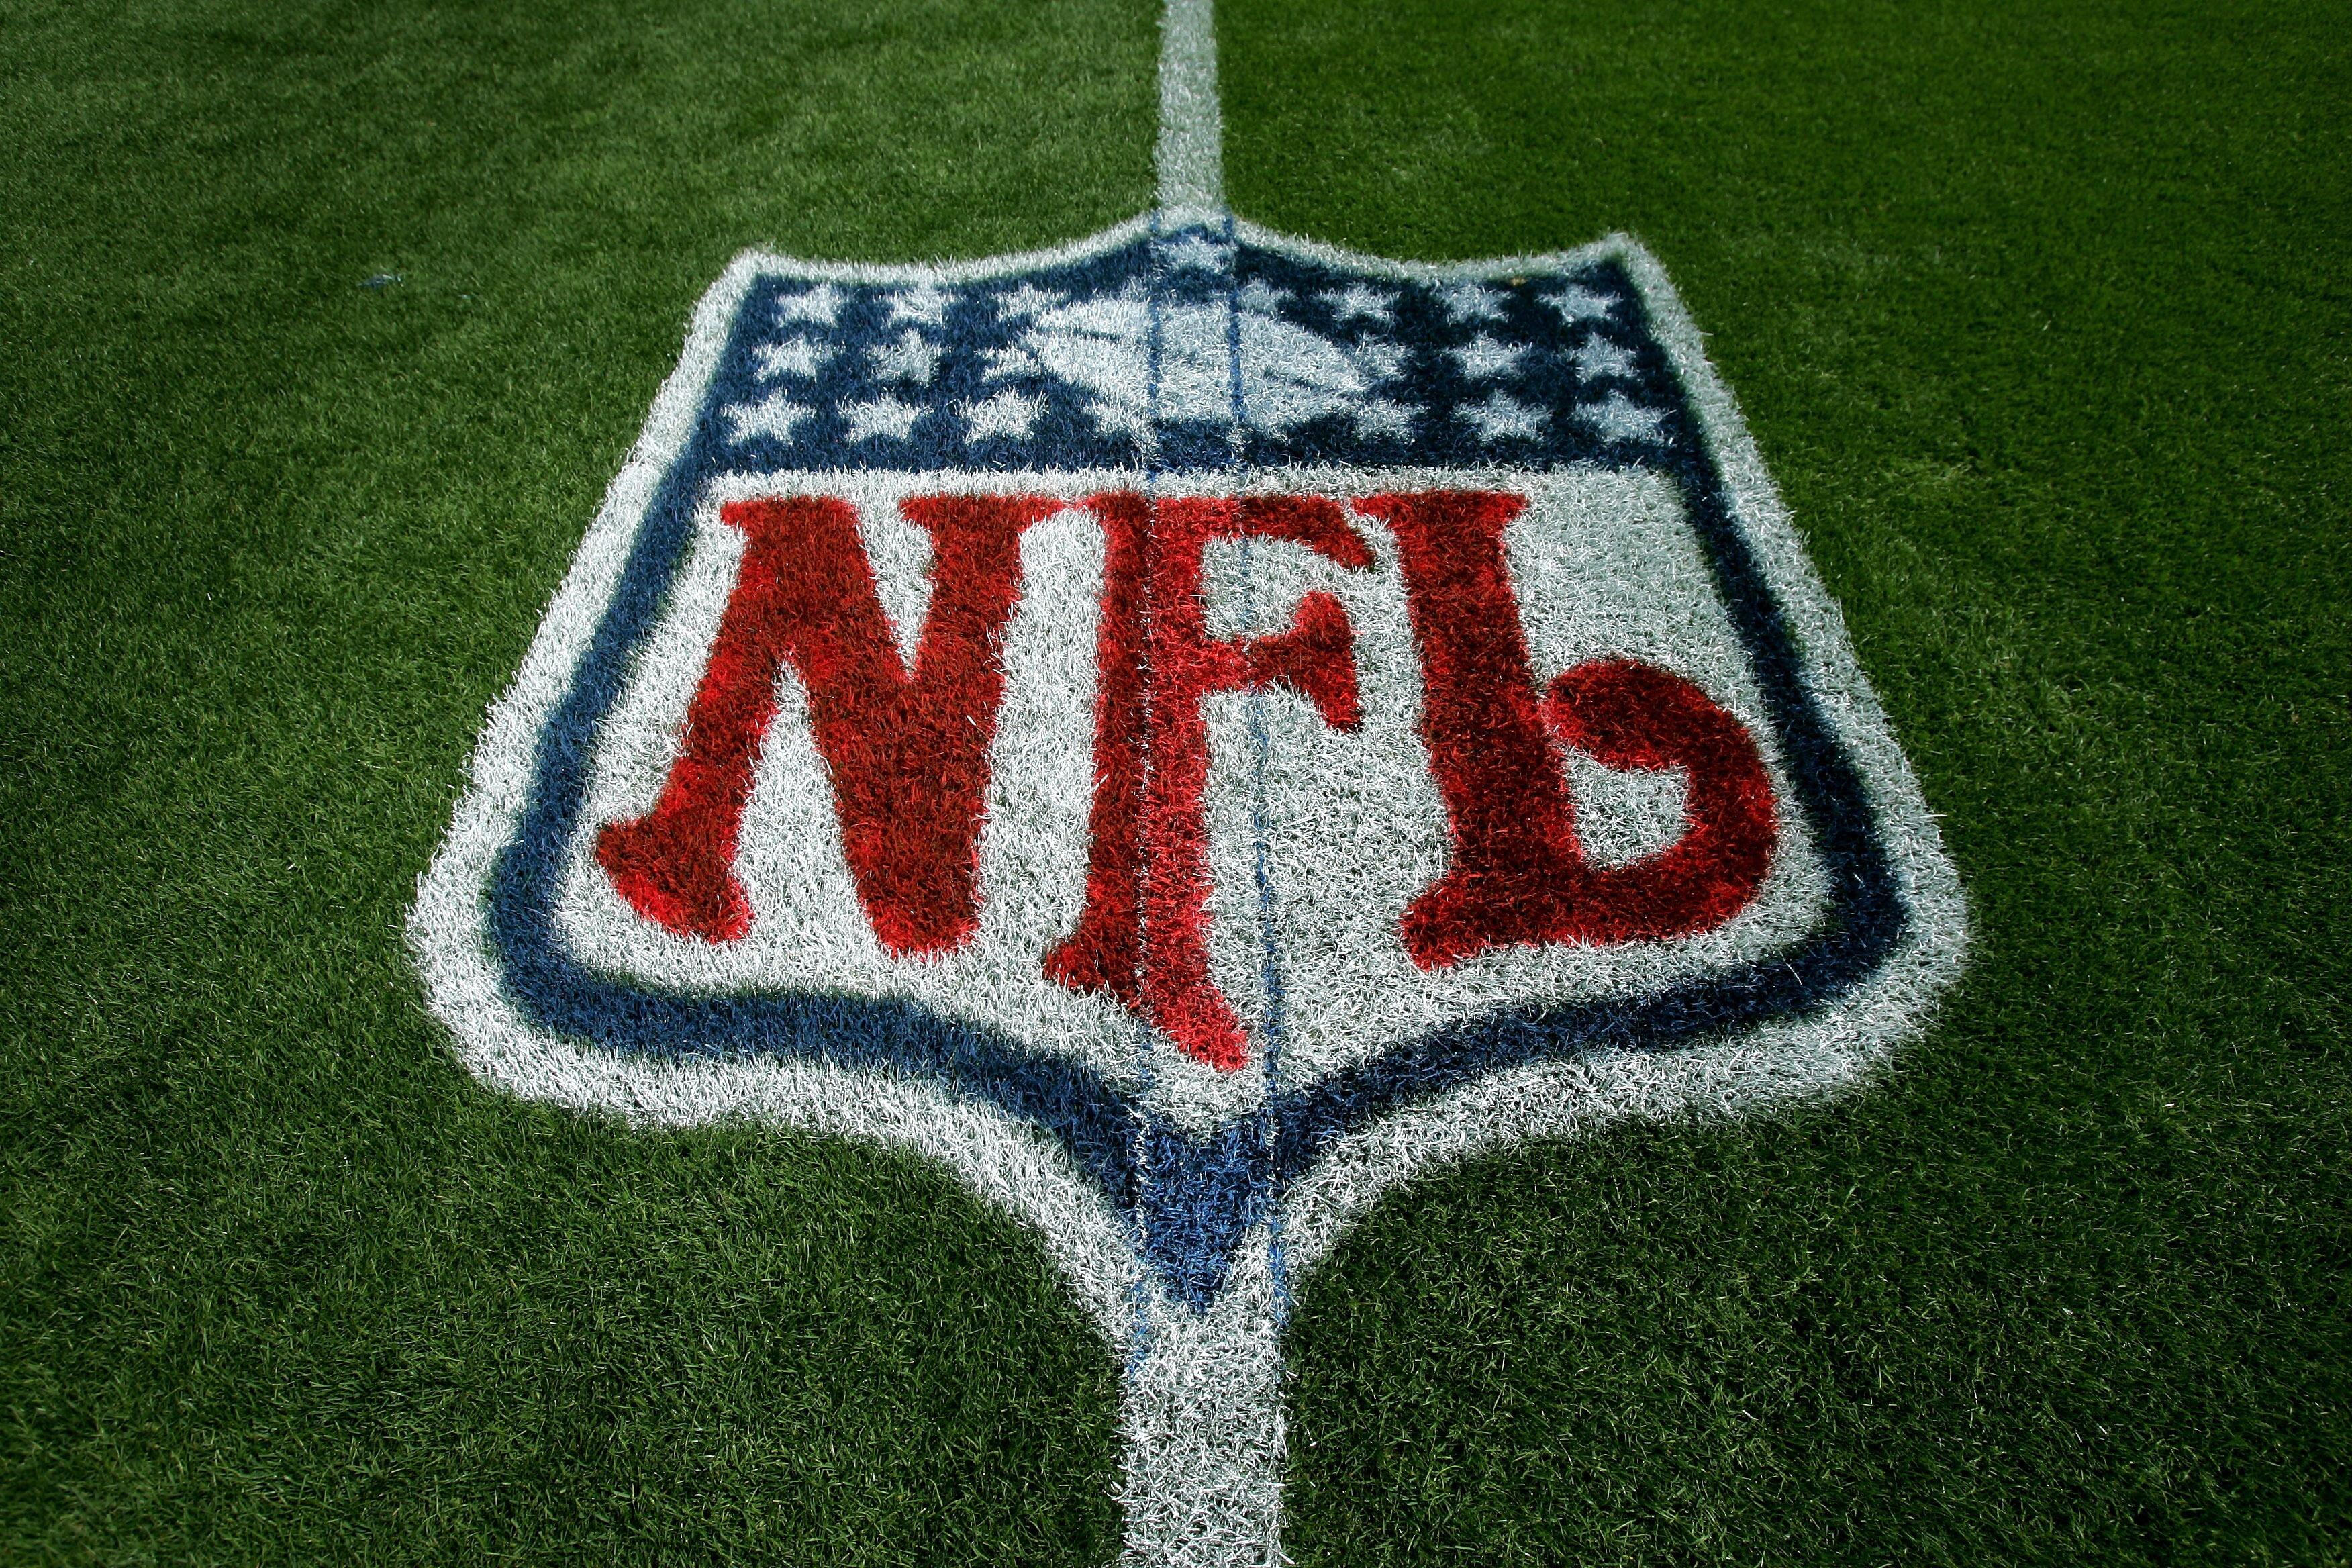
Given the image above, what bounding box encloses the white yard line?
[1157,0,1224,217]
[408,15,1967,1559]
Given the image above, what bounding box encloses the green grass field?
[3,0,2346,1562]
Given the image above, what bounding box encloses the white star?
[1434,281,1507,322]
[1350,341,1408,382]
[963,389,1046,441]
[775,285,844,326]
[1577,391,1667,443]
[1236,279,1291,314]
[1350,399,1415,438]
[981,343,1042,381]
[753,337,834,379]
[1085,397,1146,436]
[1447,333,1528,381]
[1459,390,1546,443]
[885,284,953,326]
[1569,332,1638,381]
[1159,234,1233,272]
[840,396,927,442]
[869,329,941,384]
[1543,285,1617,324]
[993,284,1064,320]
[723,393,812,444]
[1320,284,1395,325]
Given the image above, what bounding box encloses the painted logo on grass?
[412,217,1964,1564]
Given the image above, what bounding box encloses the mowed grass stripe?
[1223,0,2351,1563]
[1,1,1149,1563]
[2,0,2347,1563]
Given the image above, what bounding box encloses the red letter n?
[595,493,1059,952]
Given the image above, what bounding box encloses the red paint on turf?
[1042,493,1152,1008]
[1050,493,1370,1072]
[1138,494,1368,1071]
[597,492,1056,951]
[601,485,1775,1065]
[1363,489,1778,969]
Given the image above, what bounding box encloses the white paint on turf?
[410,226,1967,1568]
[1157,0,1223,217]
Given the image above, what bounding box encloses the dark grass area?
[1222,0,2351,1561]
[1,0,2346,1563]
[0,0,1151,1561]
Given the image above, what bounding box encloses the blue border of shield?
[480,232,1908,1306]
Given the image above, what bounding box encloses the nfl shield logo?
[413,214,1964,1561]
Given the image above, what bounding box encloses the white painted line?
[408,217,1968,1568]
[1158,0,1224,218]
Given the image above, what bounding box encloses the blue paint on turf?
[481,230,1909,1310]
[1230,211,1294,1320]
